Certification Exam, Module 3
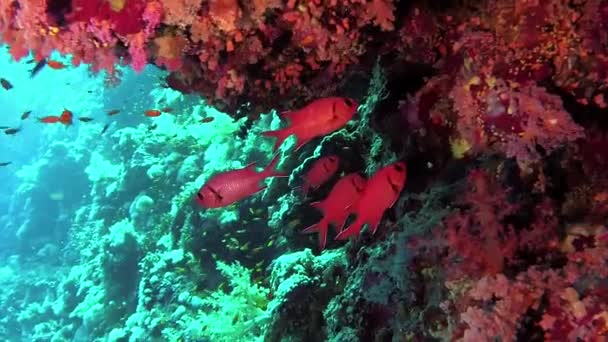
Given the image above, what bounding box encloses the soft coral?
[443,169,518,277]
[67,0,148,36]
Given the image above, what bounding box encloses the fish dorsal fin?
[310,201,325,213]
[310,201,323,209]
[279,109,308,126]
[244,161,257,170]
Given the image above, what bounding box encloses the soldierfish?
[335,162,407,240]
[195,154,287,208]
[301,155,340,196]
[301,173,367,250]
[262,97,358,152]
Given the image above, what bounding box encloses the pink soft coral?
[443,170,518,277]
[452,225,608,342]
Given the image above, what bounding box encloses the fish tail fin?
[263,153,288,178]
[261,129,290,152]
[301,219,329,251]
[335,218,364,241]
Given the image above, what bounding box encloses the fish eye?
[196,192,204,200]
[393,164,405,172]
[344,98,354,107]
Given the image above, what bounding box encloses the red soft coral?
[360,0,396,31]
[443,170,518,277]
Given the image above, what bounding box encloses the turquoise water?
[0,47,292,341]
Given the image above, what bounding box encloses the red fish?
[46,60,66,69]
[301,173,367,250]
[107,109,121,116]
[335,162,407,240]
[145,110,162,117]
[195,154,287,208]
[301,155,340,196]
[59,109,73,125]
[261,97,358,152]
[39,116,61,123]
[201,117,215,123]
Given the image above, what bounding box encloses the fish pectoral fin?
[386,175,400,194]
[350,178,365,193]
[208,186,223,201]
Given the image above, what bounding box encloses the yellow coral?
[108,0,126,12]
[450,137,472,159]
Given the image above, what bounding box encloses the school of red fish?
[194,96,408,250]
[1,68,406,249]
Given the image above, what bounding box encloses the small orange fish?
[0,78,13,90]
[21,111,32,120]
[59,109,73,125]
[145,110,162,117]
[39,116,62,123]
[201,117,215,123]
[107,109,120,116]
[46,60,66,69]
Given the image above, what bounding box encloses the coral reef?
[1,0,608,341]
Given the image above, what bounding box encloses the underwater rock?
[128,193,155,228]
[146,164,166,180]
[264,248,347,342]
[176,155,199,183]
[102,220,141,325]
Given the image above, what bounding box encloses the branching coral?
[197,260,270,341]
